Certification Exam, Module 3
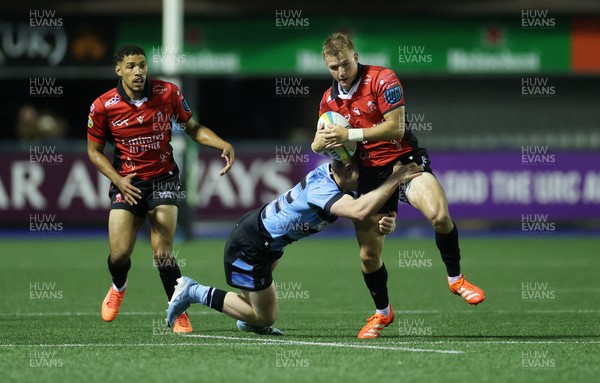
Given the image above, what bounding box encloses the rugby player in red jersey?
[311,33,485,339]
[87,45,235,333]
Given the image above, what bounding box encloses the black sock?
[362,263,389,310]
[435,222,461,277]
[157,260,182,300]
[107,255,130,290]
[206,287,228,312]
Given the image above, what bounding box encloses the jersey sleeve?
[306,179,345,213]
[374,68,404,115]
[170,83,193,123]
[86,98,108,145]
[318,89,331,117]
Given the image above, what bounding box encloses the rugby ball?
[317,111,357,161]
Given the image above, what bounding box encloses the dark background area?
[3,76,599,149]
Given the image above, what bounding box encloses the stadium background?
[1,1,599,236]
[1,1,599,382]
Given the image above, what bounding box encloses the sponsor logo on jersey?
[367,100,377,112]
[137,116,144,124]
[105,94,121,108]
[153,83,167,95]
[124,159,135,170]
[89,103,95,116]
[111,118,129,127]
[352,106,361,115]
[384,85,402,105]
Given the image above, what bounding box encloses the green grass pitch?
[1,236,599,382]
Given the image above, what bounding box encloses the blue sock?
[188,283,211,306]
[188,283,228,312]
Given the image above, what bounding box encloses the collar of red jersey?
[116,78,153,102]
[330,63,364,100]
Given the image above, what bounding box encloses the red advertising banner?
[571,18,600,73]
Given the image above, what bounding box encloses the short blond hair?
[322,32,355,59]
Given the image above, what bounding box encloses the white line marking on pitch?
[391,340,600,345]
[0,311,215,317]
[186,334,463,354]
[3,309,600,317]
[0,343,235,348]
[0,337,463,354]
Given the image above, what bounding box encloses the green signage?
[117,15,570,75]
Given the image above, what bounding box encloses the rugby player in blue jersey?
[166,158,422,335]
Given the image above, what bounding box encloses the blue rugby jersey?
[261,163,348,251]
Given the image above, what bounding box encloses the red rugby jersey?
[319,64,418,167]
[87,79,192,180]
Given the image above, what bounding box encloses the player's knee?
[254,312,277,327]
[360,250,382,270]
[110,247,134,263]
[431,212,452,233]
[359,245,381,260]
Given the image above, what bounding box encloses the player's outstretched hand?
[378,212,397,235]
[115,173,142,205]
[392,162,423,184]
[219,143,235,176]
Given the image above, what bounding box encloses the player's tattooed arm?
[182,117,235,176]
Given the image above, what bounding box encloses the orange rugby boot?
[101,286,126,322]
[357,305,395,339]
[448,275,485,305]
[173,312,193,334]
